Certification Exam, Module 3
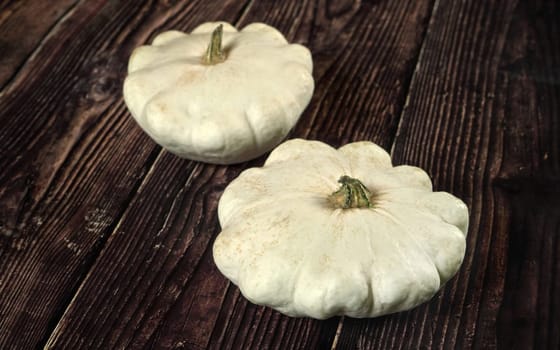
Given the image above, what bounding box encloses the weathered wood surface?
[0,0,558,349]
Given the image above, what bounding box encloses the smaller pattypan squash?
[123,22,314,164]
[213,139,469,319]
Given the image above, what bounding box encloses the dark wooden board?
[0,0,80,91]
[334,0,560,349]
[0,0,253,348]
[0,0,558,349]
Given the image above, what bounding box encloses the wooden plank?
[333,0,560,348]
[44,0,435,349]
[0,0,80,91]
[497,186,560,350]
[293,0,435,149]
[495,0,560,349]
[0,0,252,349]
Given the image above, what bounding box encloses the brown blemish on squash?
[178,70,202,86]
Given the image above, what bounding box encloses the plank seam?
[0,0,84,96]
[41,146,162,349]
[389,0,441,157]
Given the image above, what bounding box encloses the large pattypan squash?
[124,22,314,164]
[213,139,468,319]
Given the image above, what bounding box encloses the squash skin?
[123,22,314,164]
[213,139,469,319]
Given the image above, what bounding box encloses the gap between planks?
[0,0,85,97]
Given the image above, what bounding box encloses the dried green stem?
[328,176,373,209]
[203,24,226,65]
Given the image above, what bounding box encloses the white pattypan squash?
[213,139,469,319]
[123,22,314,164]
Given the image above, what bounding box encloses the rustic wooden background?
[1,0,558,349]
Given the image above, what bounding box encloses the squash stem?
[203,24,226,65]
[328,176,373,209]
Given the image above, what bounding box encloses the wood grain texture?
[0,0,558,349]
[334,0,560,349]
[495,0,560,349]
[293,0,434,149]
[0,0,80,91]
[0,0,252,348]
[497,185,560,350]
[43,0,436,349]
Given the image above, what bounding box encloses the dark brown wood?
[334,0,560,349]
[288,0,433,149]
[0,0,80,91]
[0,0,253,348]
[0,0,558,349]
[495,1,560,349]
